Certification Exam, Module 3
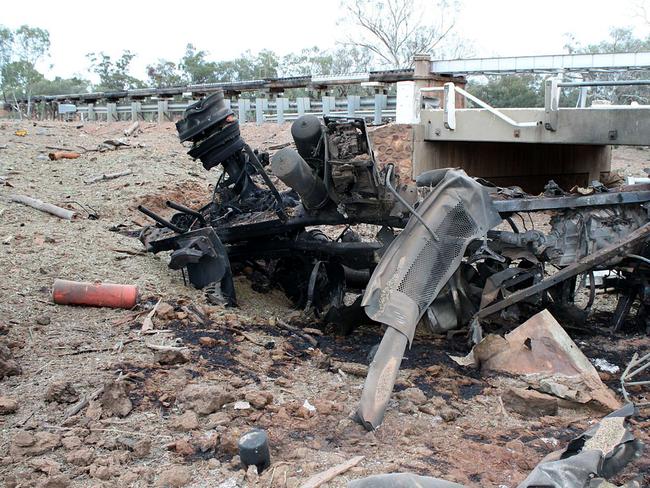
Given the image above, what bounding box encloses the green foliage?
[31,76,89,96]
[147,59,183,87]
[87,50,144,91]
[179,44,219,84]
[566,28,650,104]
[468,75,544,108]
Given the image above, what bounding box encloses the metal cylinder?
[291,115,322,160]
[271,147,328,209]
[52,279,138,309]
[238,429,271,473]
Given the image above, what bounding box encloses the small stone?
[244,391,273,409]
[170,411,199,431]
[0,341,21,378]
[155,349,188,366]
[40,475,71,488]
[439,406,460,422]
[173,439,195,457]
[398,399,418,414]
[133,439,151,458]
[156,465,192,487]
[205,411,231,428]
[61,436,82,450]
[198,336,217,347]
[45,381,79,404]
[65,448,95,466]
[178,384,234,415]
[0,395,18,414]
[157,302,175,320]
[89,464,118,480]
[176,312,188,320]
[36,316,51,325]
[245,465,259,483]
[13,431,36,447]
[29,456,61,474]
[397,387,427,405]
[234,401,251,410]
[100,380,132,418]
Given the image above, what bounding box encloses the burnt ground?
[0,120,649,487]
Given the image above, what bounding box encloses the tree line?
[1,0,649,114]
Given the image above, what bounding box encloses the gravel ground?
[0,119,648,487]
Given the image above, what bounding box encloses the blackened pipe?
[137,205,185,234]
[165,200,206,227]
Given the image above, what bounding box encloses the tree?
[31,76,89,96]
[179,44,219,84]
[0,24,51,116]
[146,59,183,87]
[87,50,144,91]
[338,0,461,68]
[468,75,544,108]
[565,28,650,104]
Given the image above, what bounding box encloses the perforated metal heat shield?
[362,170,502,342]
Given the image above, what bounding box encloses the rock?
[439,406,460,422]
[155,349,188,366]
[29,456,61,474]
[65,447,94,466]
[11,431,61,457]
[170,411,199,431]
[173,439,195,457]
[205,411,231,428]
[245,465,259,484]
[199,336,218,347]
[0,341,21,378]
[156,465,192,487]
[0,395,18,414]
[40,475,71,488]
[397,387,427,405]
[100,380,132,417]
[398,400,418,414]
[503,387,559,417]
[45,381,79,404]
[89,463,118,480]
[118,437,151,458]
[61,435,82,450]
[179,384,234,415]
[36,316,51,325]
[157,302,175,320]
[244,391,273,409]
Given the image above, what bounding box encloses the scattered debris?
[45,381,79,404]
[621,351,650,407]
[238,429,271,473]
[457,309,621,411]
[0,341,21,378]
[124,121,141,137]
[592,358,621,374]
[85,169,132,184]
[52,279,138,309]
[10,194,76,220]
[48,151,80,160]
[14,129,27,136]
[302,455,364,488]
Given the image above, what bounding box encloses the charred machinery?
[139,90,650,430]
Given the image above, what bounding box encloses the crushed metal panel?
[362,169,501,342]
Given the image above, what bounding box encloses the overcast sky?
[3,0,650,81]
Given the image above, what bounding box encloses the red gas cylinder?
[52,279,138,309]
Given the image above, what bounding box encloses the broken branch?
[10,194,75,220]
[85,170,132,184]
[299,456,364,488]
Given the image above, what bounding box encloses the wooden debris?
[141,299,162,333]
[123,121,141,137]
[277,319,318,347]
[85,170,132,184]
[48,151,80,160]
[299,456,364,488]
[63,386,104,421]
[145,343,188,352]
[10,194,75,220]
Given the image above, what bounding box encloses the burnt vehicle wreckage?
[138,90,650,430]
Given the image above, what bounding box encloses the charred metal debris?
[139,90,650,429]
